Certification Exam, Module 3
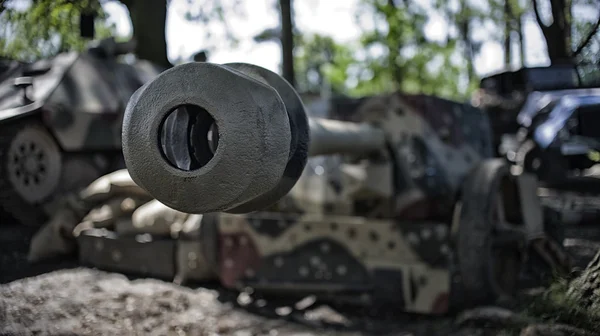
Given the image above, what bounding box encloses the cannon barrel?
[122,62,386,214]
[308,117,386,156]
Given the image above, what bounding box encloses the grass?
[522,275,600,332]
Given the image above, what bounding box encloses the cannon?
[121,62,568,313]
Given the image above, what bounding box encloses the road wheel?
[452,159,527,309]
[0,120,62,226]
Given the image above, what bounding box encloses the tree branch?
[550,0,565,29]
[573,16,600,57]
[532,0,548,29]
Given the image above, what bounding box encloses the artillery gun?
[121,62,567,313]
[0,38,165,226]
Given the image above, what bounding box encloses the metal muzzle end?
[122,62,309,214]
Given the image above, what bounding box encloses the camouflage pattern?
[214,212,451,314]
[0,43,164,150]
[0,38,165,225]
[29,166,451,313]
[198,93,491,314]
[271,155,394,217]
[282,93,494,220]
[28,169,216,285]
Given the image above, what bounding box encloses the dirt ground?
[1,221,600,336]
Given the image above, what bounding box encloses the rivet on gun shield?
[111,250,122,262]
[435,226,447,240]
[407,232,420,245]
[440,244,450,255]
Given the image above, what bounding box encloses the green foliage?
[524,276,600,331]
[352,0,474,101]
[291,1,482,101]
[293,32,410,98]
[0,0,117,61]
[349,0,598,100]
[293,34,356,95]
[573,14,600,65]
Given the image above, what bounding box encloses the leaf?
[0,0,115,61]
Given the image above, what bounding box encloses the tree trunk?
[566,250,600,313]
[461,21,475,81]
[545,25,572,65]
[456,0,475,82]
[121,0,171,68]
[279,0,295,87]
[386,0,403,89]
[517,15,525,67]
[532,0,573,65]
[504,0,512,67]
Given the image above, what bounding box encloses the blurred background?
[1,0,599,101]
[1,2,600,334]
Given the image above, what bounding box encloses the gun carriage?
[120,62,565,313]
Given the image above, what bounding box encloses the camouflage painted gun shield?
[122,62,292,214]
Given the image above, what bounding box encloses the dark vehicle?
[510,90,600,180]
[0,38,164,226]
[474,64,585,153]
[476,64,600,178]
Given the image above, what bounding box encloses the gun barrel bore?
[159,104,219,171]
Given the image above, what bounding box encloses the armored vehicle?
[0,38,164,226]
[117,62,567,313]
